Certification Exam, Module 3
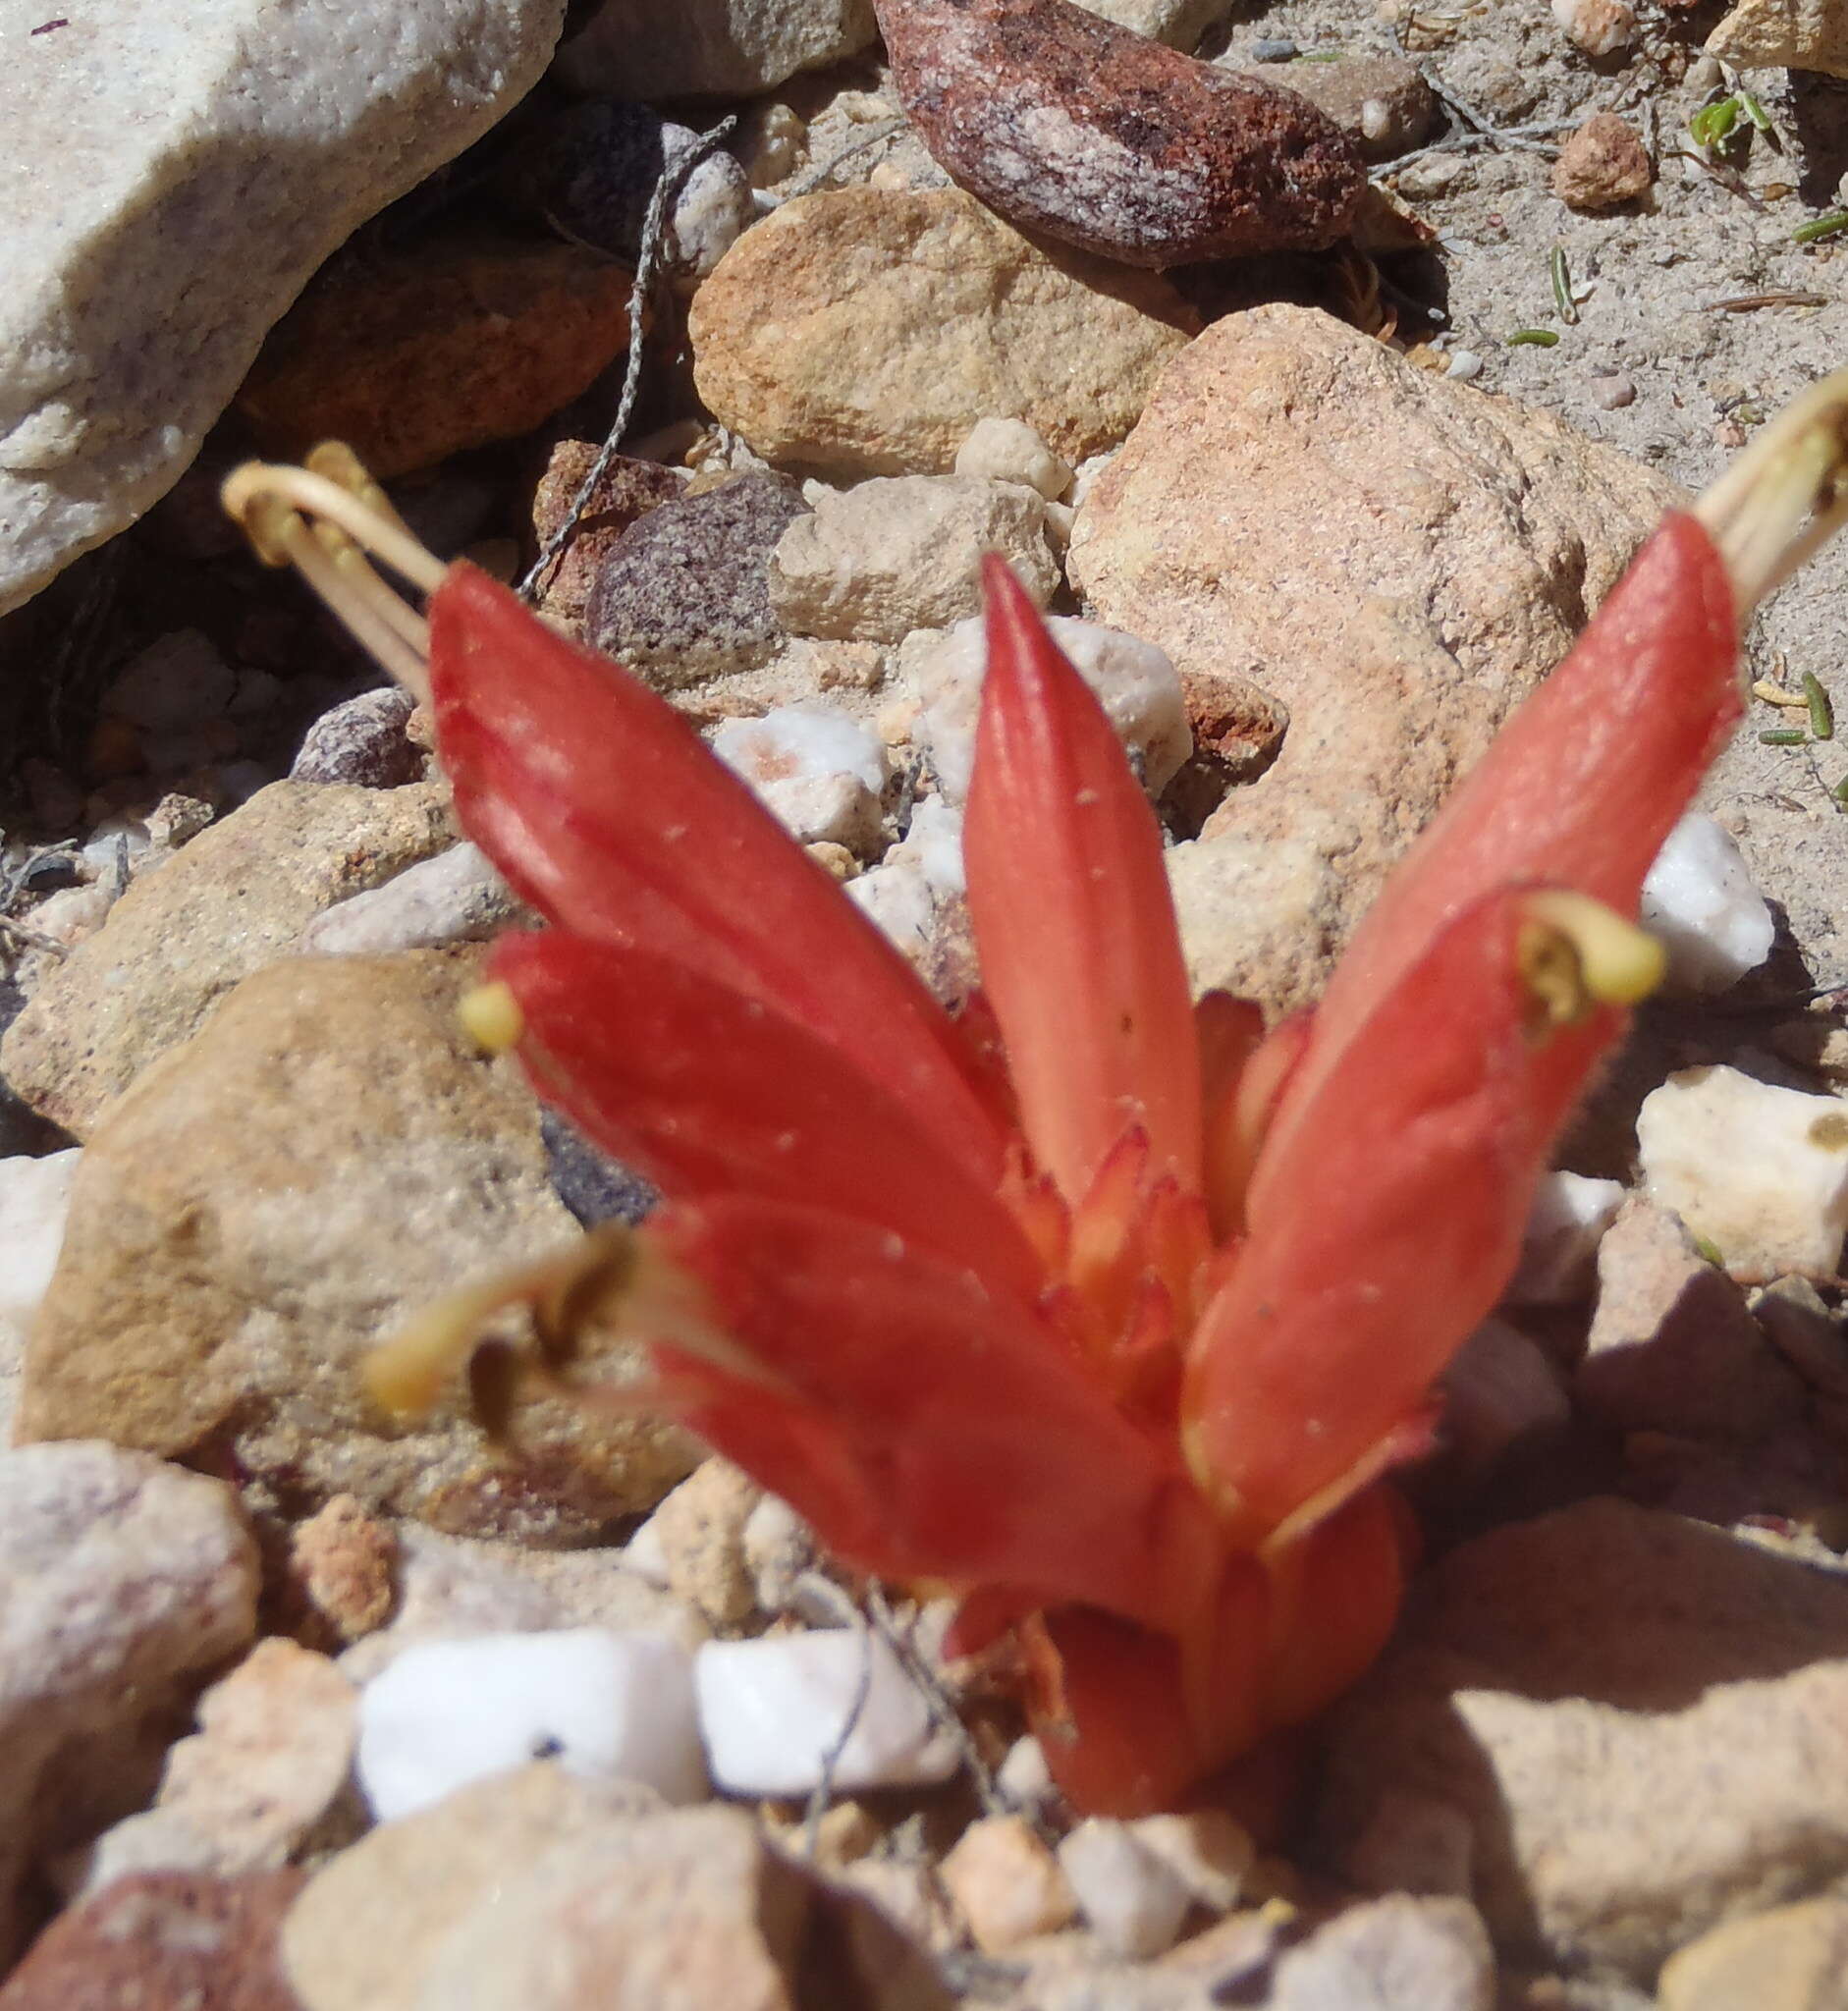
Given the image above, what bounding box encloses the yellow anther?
[1518,891,1665,1029]
[459,982,524,1055]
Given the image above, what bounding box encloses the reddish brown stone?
[0,1872,305,2011]
[239,235,635,479]
[1550,112,1654,213]
[527,444,686,631]
[874,0,1364,266]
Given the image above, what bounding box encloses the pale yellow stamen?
[459,982,524,1055]
[1519,891,1666,1026]
[1694,364,1848,621]
[221,452,447,707]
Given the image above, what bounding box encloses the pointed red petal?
[1277,514,1738,1127]
[1183,888,1619,1542]
[490,932,1042,1305]
[648,1197,1221,1632]
[963,559,1203,1205]
[427,565,1006,1180]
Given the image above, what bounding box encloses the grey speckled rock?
[291,688,422,788]
[586,474,809,689]
[298,843,521,957]
[2,0,567,615]
[0,1440,259,1965]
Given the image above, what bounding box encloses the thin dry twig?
[518,114,740,605]
[802,1606,877,1858]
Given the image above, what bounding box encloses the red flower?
[231,372,1848,1810]
[405,522,1736,1813]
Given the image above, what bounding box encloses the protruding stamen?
[1694,365,1848,620]
[1518,891,1665,1031]
[221,455,448,706]
[459,981,524,1055]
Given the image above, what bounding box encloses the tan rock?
[645,1458,764,1630]
[1317,1498,1848,1978]
[1708,0,1848,77]
[1658,1898,1848,2011]
[281,1765,665,2011]
[939,1814,1077,1953]
[86,1639,358,1890]
[1071,0,1225,46]
[17,951,696,1538]
[689,188,1198,478]
[409,1808,811,2011]
[770,474,1059,641]
[286,1495,400,1644]
[1551,110,1654,211]
[1067,304,1677,1015]
[240,236,634,480]
[0,781,455,1137]
[0,1441,260,1965]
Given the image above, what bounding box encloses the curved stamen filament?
[221,452,448,705]
[1693,365,1848,620]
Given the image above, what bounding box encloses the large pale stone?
[0,1441,259,1964]
[1707,0,1848,76]
[1065,304,1677,1015]
[0,781,455,1136]
[16,951,696,1539]
[1318,1499,1848,1979]
[0,0,567,615]
[556,0,877,97]
[689,188,1198,478]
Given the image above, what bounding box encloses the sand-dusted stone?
[17,951,697,1540]
[555,0,877,97]
[1707,0,1848,76]
[2,0,566,616]
[0,781,454,1136]
[1235,53,1438,163]
[1551,111,1654,211]
[1318,1498,1848,1978]
[876,0,1363,265]
[689,188,1197,478]
[0,1870,304,2011]
[0,1441,259,1965]
[1064,304,1678,1016]
[239,237,634,480]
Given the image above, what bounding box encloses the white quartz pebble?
[1638,1065,1848,1277]
[1059,1818,1193,1959]
[711,704,891,855]
[693,1630,961,1796]
[915,614,1190,804]
[900,794,967,899]
[1130,1810,1256,1915]
[844,854,940,965]
[954,417,1072,501]
[1640,812,1775,993]
[0,1148,82,1326]
[1508,1169,1626,1303]
[355,1628,707,1821]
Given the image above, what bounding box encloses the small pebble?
[291,686,422,788]
[1445,349,1484,381]
[710,704,891,855]
[1440,1317,1572,1476]
[1640,809,1775,993]
[1589,371,1637,410]
[1638,1067,1848,1279]
[1058,1818,1193,1958]
[1249,34,1298,59]
[693,1630,961,1795]
[1551,111,1653,210]
[954,416,1072,500]
[1509,1169,1626,1303]
[0,1147,82,1332]
[297,842,519,956]
[914,613,1190,803]
[355,1627,707,1821]
[939,1814,1077,1954]
[1550,0,1637,56]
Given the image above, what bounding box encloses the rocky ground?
[4,0,1848,2004]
